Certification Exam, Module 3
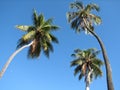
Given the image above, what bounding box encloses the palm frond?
[16,38,29,49]
[33,9,38,26]
[93,15,102,25]
[45,33,52,42]
[38,13,44,26]
[46,41,54,52]
[49,34,59,43]
[43,48,50,58]
[70,1,84,10]
[90,50,101,58]
[79,73,84,80]
[42,18,53,26]
[41,25,59,32]
[92,58,104,67]
[71,59,83,67]
[74,65,82,76]
[16,25,32,32]
[22,31,36,41]
[91,63,103,79]
[70,18,82,33]
[74,49,82,53]
[85,4,100,12]
[67,12,79,23]
[50,25,59,31]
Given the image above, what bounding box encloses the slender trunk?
[83,18,114,90]
[88,30,114,90]
[86,83,90,90]
[0,41,33,78]
[85,69,93,90]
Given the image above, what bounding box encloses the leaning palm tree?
[71,48,103,90]
[67,1,114,90]
[0,9,59,78]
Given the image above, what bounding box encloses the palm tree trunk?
[86,83,90,90]
[85,69,93,90]
[0,41,33,78]
[88,30,114,90]
[83,18,114,90]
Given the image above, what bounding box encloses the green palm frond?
[70,1,83,10]
[71,49,84,59]
[85,4,100,12]
[89,14,102,25]
[33,9,38,26]
[16,38,29,49]
[42,18,53,26]
[38,13,44,26]
[74,49,82,53]
[71,59,83,67]
[49,25,59,31]
[45,33,52,41]
[70,17,83,33]
[91,63,103,78]
[49,34,59,43]
[67,12,79,23]
[74,65,82,76]
[22,31,35,41]
[93,16,102,25]
[41,25,59,32]
[79,73,84,80]
[16,25,32,32]
[92,58,104,67]
[46,41,54,52]
[17,31,35,48]
[43,47,50,58]
[41,39,54,58]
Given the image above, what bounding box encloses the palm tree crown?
[16,9,59,58]
[67,1,101,34]
[71,48,103,82]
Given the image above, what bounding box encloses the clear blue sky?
[0,0,120,90]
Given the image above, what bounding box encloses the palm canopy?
[16,9,59,58]
[71,48,103,82]
[67,1,102,34]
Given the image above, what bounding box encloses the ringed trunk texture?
[0,41,33,78]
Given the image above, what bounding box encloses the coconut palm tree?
[71,48,103,90]
[0,9,59,78]
[67,1,114,90]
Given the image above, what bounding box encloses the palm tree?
[0,9,59,78]
[67,1,114,90]
[71,48,103,90]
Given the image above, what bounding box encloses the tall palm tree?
[71,48,103,90]
[67,1,114,90]
[0,9,59,78]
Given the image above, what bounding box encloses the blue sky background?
[0,0,120,90]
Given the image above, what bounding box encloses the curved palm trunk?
[88,30,114,90]
[0,41,33,78]
[83,18,114,90]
